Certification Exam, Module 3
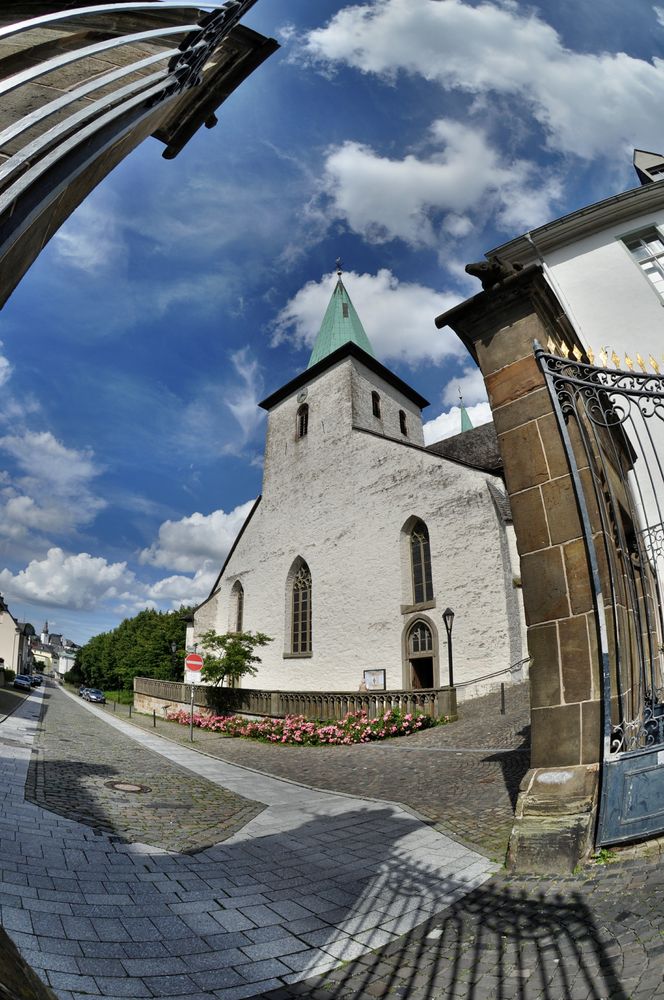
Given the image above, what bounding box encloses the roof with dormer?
[307,275,376,367]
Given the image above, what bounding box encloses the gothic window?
[372,391,381,418]
[297,403,309,438]
[408,620,433,655]
[410,520,433,604]
[231,581,244,633]
[291,562,312,653]
[399,409,408,436]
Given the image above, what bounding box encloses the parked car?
[83,688,105,704]
[78,685,88,696]
[30,674,43,686]
[13,674,32,691]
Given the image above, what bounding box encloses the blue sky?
[0,0,662,643]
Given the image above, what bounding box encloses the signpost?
[185,653,203,672]
[184,652,203,742]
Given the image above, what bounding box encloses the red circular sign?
[185,653,204,672]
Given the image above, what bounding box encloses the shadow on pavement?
[271,880,628,1000]
[485,723,531,810]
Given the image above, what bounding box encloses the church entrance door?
[411,657,433,689]
[405,620,437,690]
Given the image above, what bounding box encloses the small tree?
[198,630,272,687]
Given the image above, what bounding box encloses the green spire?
[458,388,473,432]
[307,267,376,368]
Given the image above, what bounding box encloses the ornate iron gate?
[537,343,664,845]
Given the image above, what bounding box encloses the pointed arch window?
[372,391,381,418]
[399,410,408,436]
[409,620,433,655]
[231,581,244,633]
[291,562,312,653]
[410,520,433,604]
[297,403,309,438]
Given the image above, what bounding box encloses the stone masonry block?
[541,476,583,546]
[558,615,592,703]
[527,622,560,709]
[492,386,551,436]
[485,354,545,410]
[499,422,549,495]
[531,703,581,768]
[474,309,546,377]
[510,487,550,554]
[537,412,572,480]
[581,699,602,765]
[521,548,570,625]
[563,538,594,615]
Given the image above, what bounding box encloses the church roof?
[307,275,376,368]
[259,341,429,411]
[426,422,502,474]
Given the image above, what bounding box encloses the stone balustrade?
[133,676,457,721]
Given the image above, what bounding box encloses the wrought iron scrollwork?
[537,344,664,759]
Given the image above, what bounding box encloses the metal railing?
[0,2,276,306]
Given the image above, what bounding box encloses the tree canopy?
[198,630,272,687]
[75,607,192,691]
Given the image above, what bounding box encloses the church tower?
[259,268,429,499]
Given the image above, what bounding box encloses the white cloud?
[301,0,664,159]
[176,350,266,459]
[423,402,493,444]
[140,500,256,573]
[0,548,135,610]
[0,431,105,540]
[0,342,12,387]
[441,365,488,408]
[273,269,462,366]
[145,565,217,608]
[322,122,561,247]
[53,194,125,273]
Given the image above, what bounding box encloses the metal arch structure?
[0,2,278,308]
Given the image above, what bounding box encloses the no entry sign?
[185,652,204,672]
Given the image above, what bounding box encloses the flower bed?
[164,706,442,745]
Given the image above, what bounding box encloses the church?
[193,271,527,698]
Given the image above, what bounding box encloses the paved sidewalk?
[0,684,496,1000]
[100,682,531,860]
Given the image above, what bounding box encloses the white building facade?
[487,150,664,361]
[193,275,526,696]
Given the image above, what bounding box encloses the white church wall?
[350,359,425,446]
[196,422,520,694]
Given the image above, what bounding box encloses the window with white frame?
[623,228,664,301]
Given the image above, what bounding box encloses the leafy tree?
[76,606,193,691]
[198,630,272,687]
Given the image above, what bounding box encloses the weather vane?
[336,257,343,276]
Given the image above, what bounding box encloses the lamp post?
[170,640,177,677]
[442,607,455,688]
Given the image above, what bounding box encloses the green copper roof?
[307,277,376,368]
[460,403,474,433]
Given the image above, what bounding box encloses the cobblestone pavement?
[27,687,263,853]
[101,683,531,861]
[253,852,664,1000]
[0,684,496,1000]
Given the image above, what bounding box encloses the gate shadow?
[278,879,628,1000]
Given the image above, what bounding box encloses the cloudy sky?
[0,0,661,643]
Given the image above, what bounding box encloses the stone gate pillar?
[436,265,601,872]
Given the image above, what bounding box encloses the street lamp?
[442,607,455,688]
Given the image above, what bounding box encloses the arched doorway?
[404,618,439,690]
